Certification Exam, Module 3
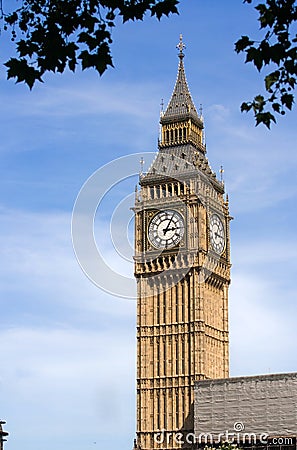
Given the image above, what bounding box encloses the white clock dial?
[148,210,184,249]
[210,214,225,254]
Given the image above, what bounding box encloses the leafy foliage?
[1,0,297,129]
[0,0,179,88]
[235,0,297,127]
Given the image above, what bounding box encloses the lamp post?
[0,421,8,450]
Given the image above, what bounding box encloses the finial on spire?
[176,34,186,59]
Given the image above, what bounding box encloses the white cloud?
[1,77,161,121]
[0,326,135,447]
[0,207,136,449]
[230,272,297,377]
[0,207,136,316]
[206,104,231,123]
[229,233,297,377]
[204,100,297,216]
[0,77,162,158]
[233,240,297,266]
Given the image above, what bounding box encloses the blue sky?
[1,1,297,449]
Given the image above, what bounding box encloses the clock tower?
[133,37,231,450]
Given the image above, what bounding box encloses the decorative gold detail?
[176,34,186,56]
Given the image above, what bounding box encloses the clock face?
[148,210,184,249]
[210,214,225,254]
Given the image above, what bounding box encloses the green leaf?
[240,102,252,112]
[255,111,276,128]
[259,40,271,65]
[281,93,294,110]
[265,70,280,90]
[78,31,99,51]
[3,0,182,88]
[79,43,114,75]
[272,102,281,113]
[246,47,264,71]
[68,58,77,72]
[269,43,285,65]
[236,0,297,126]
[151,0,179,20]
[4,11,18,25]
[4,58,43,89]
[254,94,265,104]
[234,35,254,53]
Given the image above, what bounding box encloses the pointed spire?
[159,36,205,153]
[161,34,201,126]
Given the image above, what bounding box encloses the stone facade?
[194,373,297,445]
[134,37,231,450]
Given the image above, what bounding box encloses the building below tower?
[194,372,297,450]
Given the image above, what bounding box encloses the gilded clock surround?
[133,37,231,450]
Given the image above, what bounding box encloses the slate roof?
[140,145,224,193]
[194,372,297,440]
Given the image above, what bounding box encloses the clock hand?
[163,214,175,234]
[163,226,176,235]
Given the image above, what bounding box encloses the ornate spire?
[159,36,205,153]
[161,34,201,126]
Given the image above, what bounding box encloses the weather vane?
[176,34,186,57]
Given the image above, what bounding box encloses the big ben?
[133,36,231,450]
